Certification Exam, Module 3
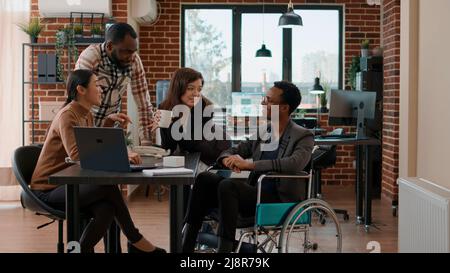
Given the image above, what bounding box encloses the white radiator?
[398,177,450,253]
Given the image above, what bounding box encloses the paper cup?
[158,110,172,128]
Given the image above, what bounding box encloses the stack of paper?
[143,168,193,176]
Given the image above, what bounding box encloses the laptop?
[73,127,157,172]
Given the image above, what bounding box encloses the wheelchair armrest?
[207,159,233,171]
[206,165,231,172]
[255,172,312,204]
[207,164,223,172]
[257,172,310,182]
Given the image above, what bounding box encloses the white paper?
[143,167,193,176]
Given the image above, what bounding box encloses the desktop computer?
[328,90,377,139]
[328,89,381,198]
[231,92,264,117]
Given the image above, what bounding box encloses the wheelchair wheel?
[319,213,326,225]
[278,199,342,253]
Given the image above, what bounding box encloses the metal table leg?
[364,145,373,231]
[356,146,364,224]
[66,184,80,253]
[170,184,184,253]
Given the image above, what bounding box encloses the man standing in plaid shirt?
[75,22,155,145]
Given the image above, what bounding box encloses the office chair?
[12,145,114,253]
[312,128,350,222]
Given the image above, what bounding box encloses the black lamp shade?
[256,44,272,58]
[312,77,324,91]
[278,8,303,28]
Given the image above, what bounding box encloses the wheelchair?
[189,165,343,253]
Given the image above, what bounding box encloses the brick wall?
[139,0,381,187]
[315,113,357,186]
[140,0,382,98]
[381,0,400,200]
[28,0,128,143]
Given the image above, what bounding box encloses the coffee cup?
[158,110,172,128]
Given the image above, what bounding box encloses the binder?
[37,53,47,83]
[46,54,57,82]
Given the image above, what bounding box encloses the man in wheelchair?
[182,81,315,253]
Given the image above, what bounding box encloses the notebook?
[143,168,194,176]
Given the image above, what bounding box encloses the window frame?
[181,4,344,96]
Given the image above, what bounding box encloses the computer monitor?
[329,90,377,139]
[231,92,264,117]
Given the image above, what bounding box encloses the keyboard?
[130,164,158,172]
[316,134,357,139]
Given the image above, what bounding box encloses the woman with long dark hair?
[31,69,165,253]
[157,67,230,166]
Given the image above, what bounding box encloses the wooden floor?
[0,185,398,253]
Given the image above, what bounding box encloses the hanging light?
[310,77,325,95]
[310,77,325,129]
[256,0,272,58]
[256,44,272,57]
[278,0,303,28]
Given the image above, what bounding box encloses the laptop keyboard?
[316,134,357,139]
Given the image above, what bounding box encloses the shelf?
[23,42,80,145]
[24,43,93,47]
[74,37,105,43]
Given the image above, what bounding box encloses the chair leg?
[106,221,122,253]
[145,185,150,198]
[57,220,64,253]
[103,232,109,253]
[157,185,162,202]
[392,200,398,217]
[334,209,350,221]
[116,223,122,253]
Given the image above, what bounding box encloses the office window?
[241,13,282,94]
[182,5,343,111]
[292,9,340,109]
[184,9,232,107]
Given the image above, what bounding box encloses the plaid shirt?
[75,43,154,144]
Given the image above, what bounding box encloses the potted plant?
[347,56,361,90]
[17,17,43,43]
[73,24,83,39]
[294,108,306,119]
[361,39,370,57]
[372,46,384,57]
[56,27,69,44]
[55,26,78,82]
[91,25,103,38]
[320,82,330,112]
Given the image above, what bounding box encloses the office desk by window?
[314,137,381,231]
[48,153,201,253]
